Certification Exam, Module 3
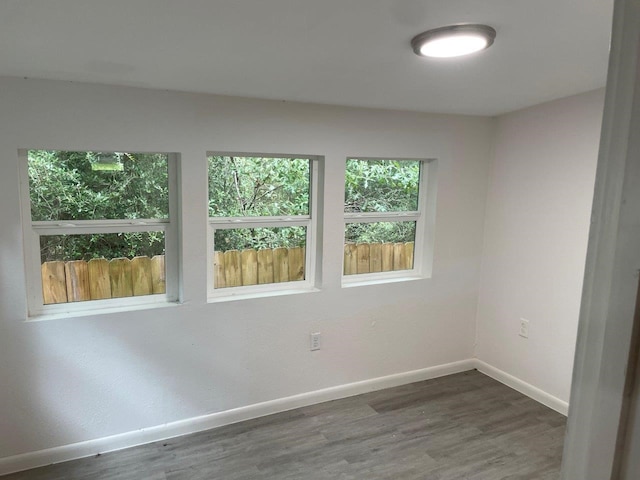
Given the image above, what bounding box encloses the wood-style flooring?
[1,370,567,480]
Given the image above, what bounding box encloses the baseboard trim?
[0,359,475,476]
[473,359,569,416]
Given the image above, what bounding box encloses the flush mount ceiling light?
[411,24,496,58]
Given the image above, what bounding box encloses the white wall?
[475,89,605,403]
[0,78,494,459]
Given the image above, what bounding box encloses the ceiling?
[0,0,613,116]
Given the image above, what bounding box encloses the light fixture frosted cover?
[412,24,496,58]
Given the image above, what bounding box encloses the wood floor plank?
[1,371,566,480]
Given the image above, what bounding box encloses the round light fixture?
[411,24,496,58]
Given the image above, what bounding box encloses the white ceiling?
[0,0,613,116]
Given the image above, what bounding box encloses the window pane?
[344,222,416,275]
[208,156,310,217]
[345,159,420,213]
[39,232,166,304]
[28,150,169,221]
[213,226,306,288]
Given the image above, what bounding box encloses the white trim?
[208,286,321,303]
[342,273,425,287]
[31,218,169,232]
[474,360,569,416]
[26,299,180,322]
[344,212,420,223]
[209,215,310,225]
[208,278,315,299]
[33,224,168,236]
[0,359,475,476]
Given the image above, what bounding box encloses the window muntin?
[344,158,426,279]
[21,150,177,315]
[207,154,317,295]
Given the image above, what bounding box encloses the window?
[343,158,433,281]
[20,150,178,316]
[207,154,318,297]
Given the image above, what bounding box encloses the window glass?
[39,232,166,305]
[28,150,169,221]
[214,226,306,252]
[345,159,420,213]
[345,221,416,245]
[213,227,307,288]
[208,155,310,217]
[343,222,416,275]
[40,232,165,262]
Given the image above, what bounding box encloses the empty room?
[3,0,639,479]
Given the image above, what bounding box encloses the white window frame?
[19,149,180,318]
[342,157,436,285]
[207,153,319,299]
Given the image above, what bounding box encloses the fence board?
[272,247,289,283]
[41,261,67,304]
[109,258,133,298]
[241,249,258,286]
[65,260,90,302]
[344,243,358,275]
[289,246,305,281]
[405,241,415,270]
[393,242,407,270]
[224,250,242,287]
[369,243,382,273]
[213,251,226,288]
[257,249,274,284]
[131,256,153,296]
[88,258,111,300]
[151,255,166,294]
[357,244,370,274]
[381,243,394,272]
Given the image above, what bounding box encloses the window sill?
[342,273,427,288]
[26,299,180,322]
[208,286,321,303]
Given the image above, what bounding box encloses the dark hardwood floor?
[1,370,566,480]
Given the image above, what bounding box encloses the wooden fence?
[343,241,414,275]
[41,241,415,304]
[214,247,306,288]
[41,256,166,305]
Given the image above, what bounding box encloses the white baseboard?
[0,359,475,476]
[473,359,569,416]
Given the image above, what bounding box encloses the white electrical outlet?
[310,332,321,351]
[519,318,529,338]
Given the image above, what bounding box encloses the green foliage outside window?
[29,152,422,260]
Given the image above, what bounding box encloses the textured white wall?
[475,89,605,403]
[0,78,493,458]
